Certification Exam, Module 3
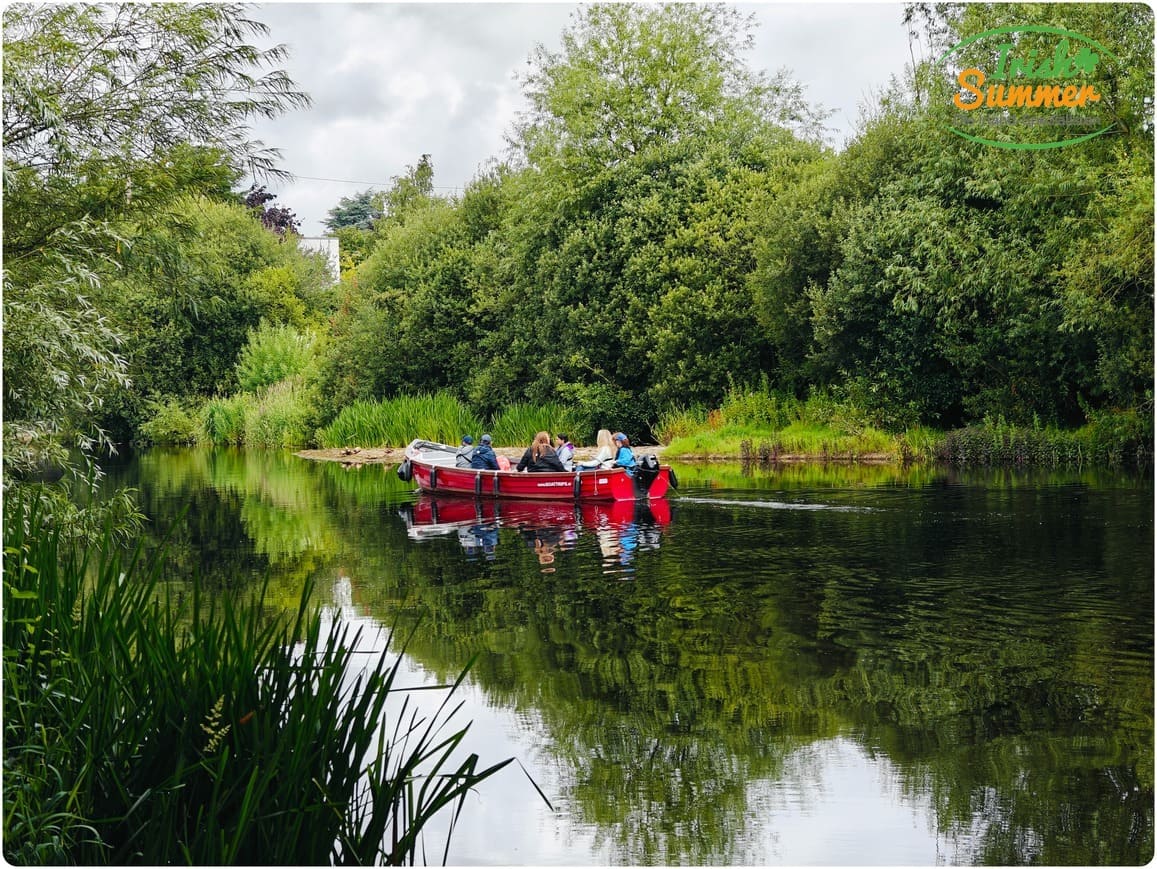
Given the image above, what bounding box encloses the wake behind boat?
[397,438,675,501]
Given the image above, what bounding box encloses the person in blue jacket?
[611,432,636,474]
[470,433,500,470]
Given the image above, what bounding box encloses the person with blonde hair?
[577,429,615,469]
[516,430,566,472]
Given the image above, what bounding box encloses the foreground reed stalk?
[2,495,510,864]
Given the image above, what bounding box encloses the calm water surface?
[99,449,1153,865]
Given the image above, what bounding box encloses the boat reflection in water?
[398,496,671,575]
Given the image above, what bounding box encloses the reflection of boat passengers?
[517,525,560,572]
[458,523,498,560]
[534,538,557,567]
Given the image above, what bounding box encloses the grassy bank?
[3,495,510,864]
[657,389,942,463]
[657,389,1152,470]
[140,381,1151,472]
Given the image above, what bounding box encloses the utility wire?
[291,173,462,191]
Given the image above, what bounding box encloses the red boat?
[397,439,676,502]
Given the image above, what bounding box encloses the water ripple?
[675,496,876,513]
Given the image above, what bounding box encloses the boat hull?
[402,440,671,502]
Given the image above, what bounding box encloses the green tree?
[2,3,309,495]
[107,197,330,422]
[749,3,1153,428]
[465,3,827,418]
[512,3,825,173]
[2,4,308,189]
[379,154,436,225]
[324,189,382,232]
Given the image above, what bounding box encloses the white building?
[297,236,340,283]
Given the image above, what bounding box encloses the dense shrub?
[235,322,317,393]
[138,398,200,445]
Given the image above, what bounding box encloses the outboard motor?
[633,453,661,496]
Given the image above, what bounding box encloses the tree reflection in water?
[97,450,1154,865]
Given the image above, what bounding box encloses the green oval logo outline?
[936,25,1119,149]
[936,25,1120,67]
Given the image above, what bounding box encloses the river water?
[99,449,1153,865]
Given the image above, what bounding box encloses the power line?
[291,173,462,191]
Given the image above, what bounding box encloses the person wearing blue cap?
[470,433,499,470]
[455,435,475,467]
[611,432,636,474]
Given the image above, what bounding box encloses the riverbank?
[295,443,896,467]
[296,444,669,466]
[296,413,1153,472]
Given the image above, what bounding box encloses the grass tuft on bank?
[3,494,511,865]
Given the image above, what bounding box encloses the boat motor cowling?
[633,453,661,494]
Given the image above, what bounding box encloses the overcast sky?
[248,2,923,236]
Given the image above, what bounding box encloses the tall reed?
[242,376,315,448]
[488,401,580,447]
[317,393,483,448]
[3,495,511,864]
[200,393,248,445]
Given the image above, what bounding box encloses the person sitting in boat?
[554,433,575,470]
[516,431,566,472]
[577,429,615,470]
[612,432,636,475]
[470,433,499,470]
[455,435,476,467]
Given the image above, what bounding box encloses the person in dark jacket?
[469,433,499,470]
[516,431,566,472]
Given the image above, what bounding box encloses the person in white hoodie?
[577,429,615,470]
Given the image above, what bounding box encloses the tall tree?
[323,189,383,232]
[467,3,827,414]
[749,3,1153,427]
[2,3,309,499]
[511,3,825,174]
[244,184,302,237]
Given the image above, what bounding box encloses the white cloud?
[249,2,917,235]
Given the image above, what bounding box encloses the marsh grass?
[3,495,512,864]
[317,394,582,449]
[200,394,248,445]
[938,412,1152,469]
[665,424,901,461]
[660,387,1149,469]
[488,401,580,447]
[318,393,483,449]
[241,376,315,448]
[661,388,914,460]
